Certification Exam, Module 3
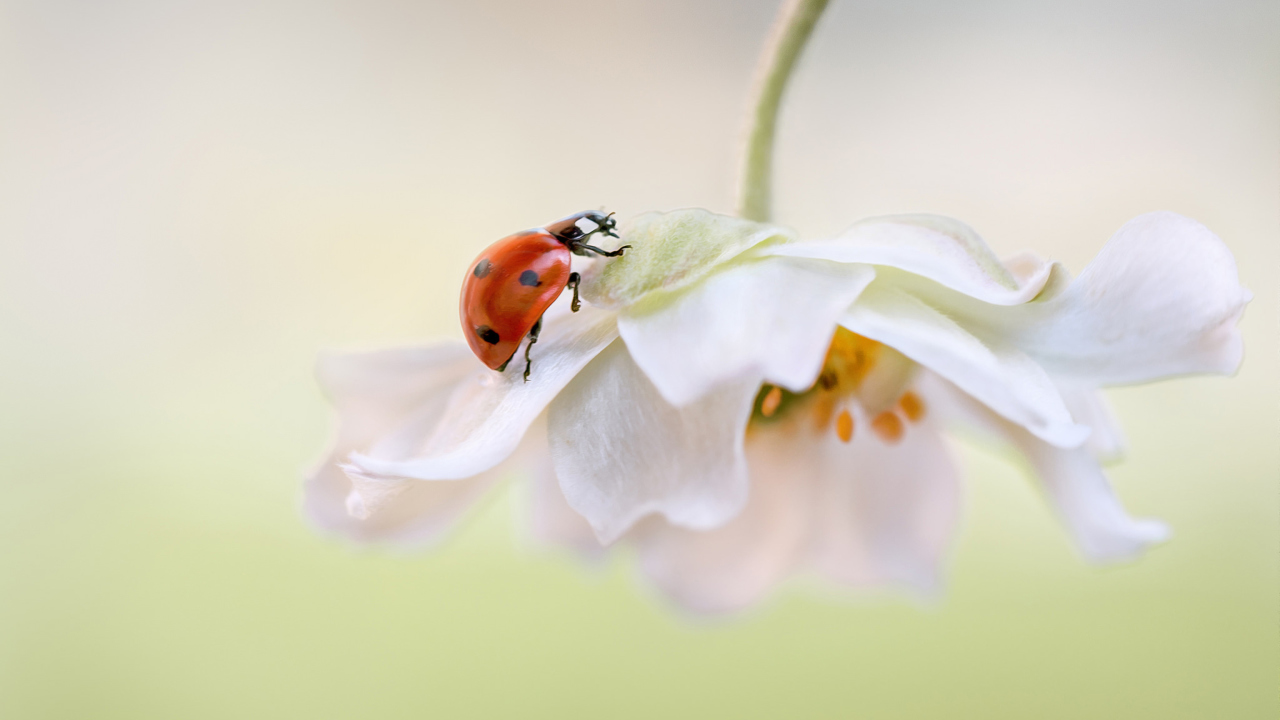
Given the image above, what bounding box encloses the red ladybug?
[460,210,629,381]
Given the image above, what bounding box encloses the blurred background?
[1,0,1276,717]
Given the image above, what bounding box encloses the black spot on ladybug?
[475,325,500,344]
[518,270,541,287]
[473,259,492,278]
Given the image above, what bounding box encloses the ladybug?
[460,210,630,381]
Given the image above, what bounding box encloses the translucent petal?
[630,427,820,614]
[633,408,960,613]
[304,344,497,545]
[921,373,1167,562]
[809,410,961,594]
[347,304,617,484]
[521,447,605,561]
[1016,436,1170,561]
[1057,382,1127,464]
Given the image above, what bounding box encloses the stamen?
[835,409,854,443]
[871,411,905,444]
[898,391,926,422]
[811,394,835,432]
[746,327,918,437]
[761,386,783,417]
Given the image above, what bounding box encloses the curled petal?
[347,304,617,485]
[842,283,1090,448]
[334,464,499,537]
[1013,212,1249,384]
[927,212,1249,385]
[1016,437,1170,561]
[619,256,875,406]
[1057,382,1127,463]
[548,340,758,544]
[765,214,1055,305]
[304,344,495,545]
[921,373,1167,562]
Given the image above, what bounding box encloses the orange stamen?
[761,386,783,417]
[835,409,854,443]
[898,391,926,422]
[871,411,905,444]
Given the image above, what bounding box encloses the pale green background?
[1,1,1276,718]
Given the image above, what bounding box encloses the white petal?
[548,340,758,544]
[334,464,501,539]
[347,304,617,483]
[303,344,495,545]
[630,427,821,614]
[808,410,961,594]
[618,256,875,406]
[1057,382,1127,463]
[842,283,1090,448]
[924,213,1249,385]
[1015,212,1249,383]
[1017,438,1170,561]
[765,214,1055,305]
[920,373,1168,562]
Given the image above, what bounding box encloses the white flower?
[305,208,1248,613]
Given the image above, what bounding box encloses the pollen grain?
[898,391,926,422]
[835,409,854,443]
[871,411,905,444]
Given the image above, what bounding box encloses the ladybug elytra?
[460,210,630,381]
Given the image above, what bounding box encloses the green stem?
[737,0,831,223]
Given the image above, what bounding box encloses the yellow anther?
[761,386,783,417]
[747,328,917,438]
[898,391,926,422]
[835,408,854,443]
[871,411,905,444]
[819,327,882,393]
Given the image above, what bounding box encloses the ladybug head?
[581,210,619,239]
[547,209,619,243]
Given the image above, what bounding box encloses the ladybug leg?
[522,315,543,382]
[567,272,581,312]
[571,242,632,258]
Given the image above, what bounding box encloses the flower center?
[750,327,925,444]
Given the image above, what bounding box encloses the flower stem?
[737,0,831,223]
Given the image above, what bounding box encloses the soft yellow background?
[1,1,1276,717]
